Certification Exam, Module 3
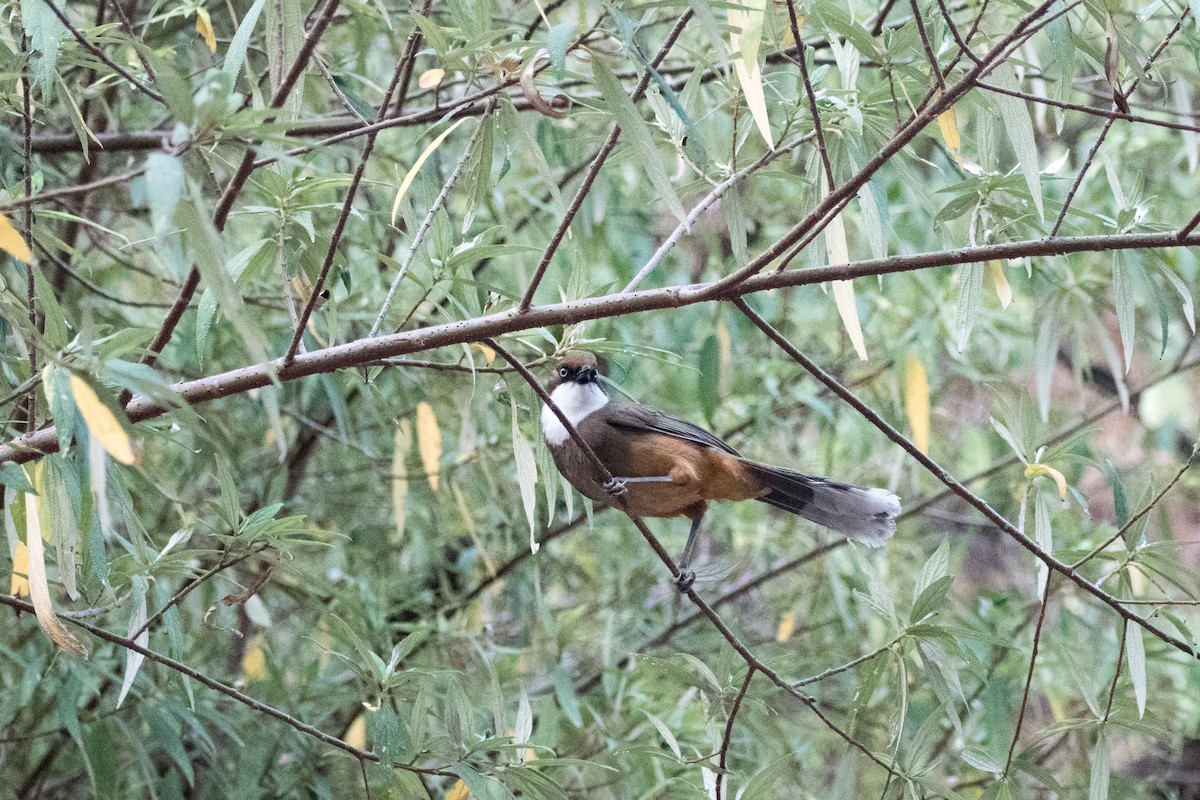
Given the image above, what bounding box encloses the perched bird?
[540,352,900,587]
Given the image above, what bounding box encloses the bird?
[540,351,901,588]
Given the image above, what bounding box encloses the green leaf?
[146,153,185,239]
[989,64,1044,221]
[510,391,539,554]
[1124,621,1146,718]
[590,58,688,227]
[0,462,36,494]
[553,666,582,727]
[956,262,983,352]
[1089,730,1109,800]
[223,0,267,86]
[21,0,67,93]
[42,363,76,455]
[547,22,574,78]
[642,711,682,760]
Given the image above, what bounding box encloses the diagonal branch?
[733,297,1200,661]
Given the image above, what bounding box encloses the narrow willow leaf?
[956,263,983,352]
[1125,622,1146,718]
[392,420,412,542]
[43,364,76,455]
[194,8,217,53]
[728,0,774,149]
[515,691,533,744]
[775,610,795,642]
[222,0,266,84]
[390,119,467,224]
[989,65,1044,220]
[591,59,689,226]
[1033,491,1052,595]
[643,711,682,760]
[87,430,112,539]
[20,0,67,93]
[145,153,185,239]
[25,479,87,658]
[1112,251,1134,374]
[69,374,136,465]
[415,401,442,492]
[40,456,80,601]
[266,0,304,116]
[241,633,267,681]
[10,539,29,597]
[1035,312,1060,423]
[989,260,1013,308]
[344,714,367,750]
[1089,731,1109,800]
[857,183,887,260]
[1025,463,1068,503]
[0,212,32,264]
[417,68,444,88]
[116,576,148,708]
[905,352,930,454]
[936,106,963,167]
[1158,264,1195,333]
[833,280,867,360]
[509,394,539,554]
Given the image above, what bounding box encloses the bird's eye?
[558,367,569,377]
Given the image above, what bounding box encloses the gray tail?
[744,461,901,547]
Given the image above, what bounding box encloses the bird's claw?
[673,569,696,592]
[603,477,628,497]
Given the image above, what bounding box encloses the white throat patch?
[541,382,609,445]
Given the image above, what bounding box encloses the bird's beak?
[576,367,597,384]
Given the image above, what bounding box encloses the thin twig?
[0,594,451,775]
[21,34,37,435]
[715,668,755,800]
[908,0,946,89]
[368,106,492,339]
[1050,9,1188,236]
[517,9,696,312]
[784,0,835,189]
[39,0,164,103]
[1003,576,1053,774]
[733,297,1200,662]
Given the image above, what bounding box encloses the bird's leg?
[674,506,706,592]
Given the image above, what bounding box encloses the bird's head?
[548,351,599,391]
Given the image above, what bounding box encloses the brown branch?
[21,33,37,435]
[39,0,164,103]
[0,594,450,775]
[908,0,946,89]
[138,0,345,375]
[715,667,755,800]
[1003,576,1053,775]
[976,80,1200,135]
[784,0,835,189]
[733,297,1200,662]
[516,9,695,311]
[285,1,434,363]
[5,230,1200,465]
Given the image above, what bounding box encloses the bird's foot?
[673,569,696,592]
[603,477,628,497]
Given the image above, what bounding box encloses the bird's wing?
[602,404,741,456]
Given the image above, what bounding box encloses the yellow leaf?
[345,714,367,750]
[446,779,471,800]
[10,539,29,597]
[779,14,805,48]
[905,352,930,454]
[241,634,267,681]
[775,610,795,642]
[24,476,87,658]
[936,105,963,167]
[391,119,467,224]
[393,420,412,541]
[195,7,217,54]
[415,401,442,491]
[418,68,445,89]
[1024,463,1068,502]
[822,176,867,361]
[0,211,32,264]
[471,342,496,365]
[989,260,1013,309]
[68,373,136,465]
[728,0,774,149]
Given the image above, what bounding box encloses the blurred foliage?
[1,0,1200,798]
